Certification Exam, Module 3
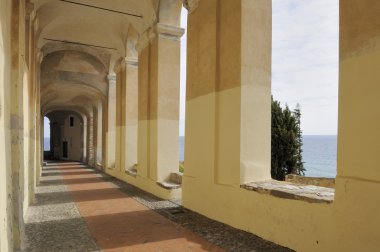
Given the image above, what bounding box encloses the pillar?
[137,38,150,179]
[332,1,380,250]
[35,51,43,186]
[338,0,380,182]
[10,0,26,249]
[106,74,116,168]
[124,58,138,171]
[137,23,184,183]
[0,0,14,250]
[92,106,98,167]
[115,62,124,172]
[86,113,94,166]
[182,0,271,203]
[96,101,103,168]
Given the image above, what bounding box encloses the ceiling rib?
[58,0,143,18]
[44,38,117,50]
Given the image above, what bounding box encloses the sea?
[45,135,337,178]
[178,135,337,178]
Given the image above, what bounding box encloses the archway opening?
[271,0,339,181]
[44,111,85,162]
[179,6,188,173]
[43,116,51,160]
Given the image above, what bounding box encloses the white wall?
[62,114,83,161]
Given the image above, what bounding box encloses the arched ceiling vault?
[34,0,184,116]
[40,49,107,116]
[32,0,160,65]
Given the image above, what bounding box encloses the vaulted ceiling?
[34,0,183,117]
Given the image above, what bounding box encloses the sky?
[45,1,339,138]
[179,0,339,136]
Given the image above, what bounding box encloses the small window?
[69,116,74,127]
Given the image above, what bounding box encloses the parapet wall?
[285,174,335,188]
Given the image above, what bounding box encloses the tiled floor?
[25,162,223,252]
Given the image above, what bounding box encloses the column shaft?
[124,59,138,171]
[183,0,271,193]
[106,75,117,168]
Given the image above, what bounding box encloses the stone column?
[92,107,98,167]
[0,0,15,250]
[123,57,138,171]
[25,1,35,207]
[101,100,107,169]
[96,101,103,167]
[182,0,272,204]
[106,74,116,168]
[115,62,124,172]
[137,36,150,179]
[86,114,94,166]
[35,51,43,185]
[137,24,184,183]
[10,0,26,249]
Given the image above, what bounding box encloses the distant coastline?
[45,135,337,178]
[179,135,337,178]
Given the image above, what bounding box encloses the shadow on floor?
[42,171,99,176]
[33,188,133,205]
[25,217,99,252]
[39,177,111,186]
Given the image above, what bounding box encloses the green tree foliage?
[271,97,305,180]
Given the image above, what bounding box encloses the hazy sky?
[179,0,339,136]
[45,1,339,138]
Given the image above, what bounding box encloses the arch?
[45,110,86,161]
[41,42,111,71]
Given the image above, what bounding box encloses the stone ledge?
[157,181,182,190]
[125,168,137,178]
[285,174,335,188]
[170,172,183,184]
[241,180,334,204]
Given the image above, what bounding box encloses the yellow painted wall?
[182,1,380,251]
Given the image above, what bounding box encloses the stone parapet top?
[241,180,334,204]
[157,181,182,190]
[285,174,335,188]
[125,168,137,178]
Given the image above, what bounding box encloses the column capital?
[107,74,117,83]
[153,23,185,41]
[137,23,185,53]
[125,57,138,67]
[183,0,199,14]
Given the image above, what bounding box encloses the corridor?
[2,0,380,251]
[25,162,222,251]
[25,162,291,252]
